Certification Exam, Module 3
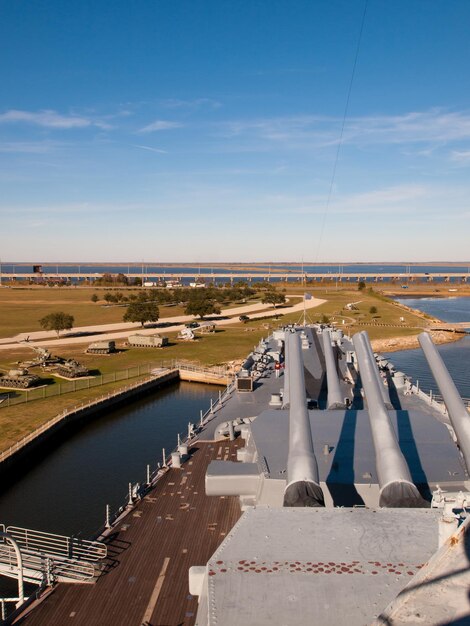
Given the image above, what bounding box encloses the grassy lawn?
[0,375,150,451]
[0,284,437,453]
[0,286,271,338]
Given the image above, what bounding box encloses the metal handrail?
[3,526,106,561]
[0,541,96,582]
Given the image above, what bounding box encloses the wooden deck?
[15,439,243,626]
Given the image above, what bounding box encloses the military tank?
[54,359,90,379]
[86,340,116,354]
[0,368,41,389]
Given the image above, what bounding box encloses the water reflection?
[0,381,221,537]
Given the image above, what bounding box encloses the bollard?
[162,448,167,468]
[128,483,133,506]
[171,451,182,468]
[146,464,151,485]
[200,409,203,426]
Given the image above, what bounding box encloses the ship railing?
[410,384,470,413]
[432,393,470,410]
[2,526,106,562]
[93,375,237,539]
[0,542,96,583]
[0,527,105,588]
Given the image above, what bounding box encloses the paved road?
[0,296,326,351]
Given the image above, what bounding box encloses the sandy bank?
[371,330,465,353]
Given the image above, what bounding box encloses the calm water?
[3,262,470,277]
[0,381,221,538]
[386,297,470,399]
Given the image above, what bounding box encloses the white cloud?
[0,109,110,130]
[218,109,470,150]
[450,150,470,163]
[0,141,58,153]
[138,120,183,133]
[133,145,168,154]
[257,183,469,218]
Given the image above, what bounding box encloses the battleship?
[1,324,470,624]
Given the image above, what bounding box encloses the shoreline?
[371,329,466,354]
[371,294,469,353]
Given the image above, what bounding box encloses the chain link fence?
[0,360,230,409]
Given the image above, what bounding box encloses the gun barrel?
[283,331,324,507]
[322,329,346,409]
[418,332,470,472]
[359,331,393,409]
[353,331,423,507]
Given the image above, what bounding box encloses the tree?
[39,312,74,337]
[104,292,117,303]
[358,281,366,291]
[185,292,221,319]
[261,288,286,308]
[91,293,99,303]
[116,273,128,285]
[123,301,159,327]
[369,306,378,315]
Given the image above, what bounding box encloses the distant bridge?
[0,272,469,282]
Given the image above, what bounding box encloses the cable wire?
[313,0,369,263]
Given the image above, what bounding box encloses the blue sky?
[1,0,470,263]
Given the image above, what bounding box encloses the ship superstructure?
[190,325,470,625]
[2,325,470,625]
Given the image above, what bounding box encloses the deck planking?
[15,439,243,626]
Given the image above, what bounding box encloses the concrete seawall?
[0,366,230,481]
[178,369,231,385]
[0,371,180,479]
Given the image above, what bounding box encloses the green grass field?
[0,284,438,453]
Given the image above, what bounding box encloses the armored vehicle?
[86,341,116,354]
[0,368,41,389]
[127,334,168,348]
[54,359,89,379]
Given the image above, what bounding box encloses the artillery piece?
[19,341,61,368]
[0,368,41,389]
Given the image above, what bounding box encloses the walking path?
[0,296,325,351]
